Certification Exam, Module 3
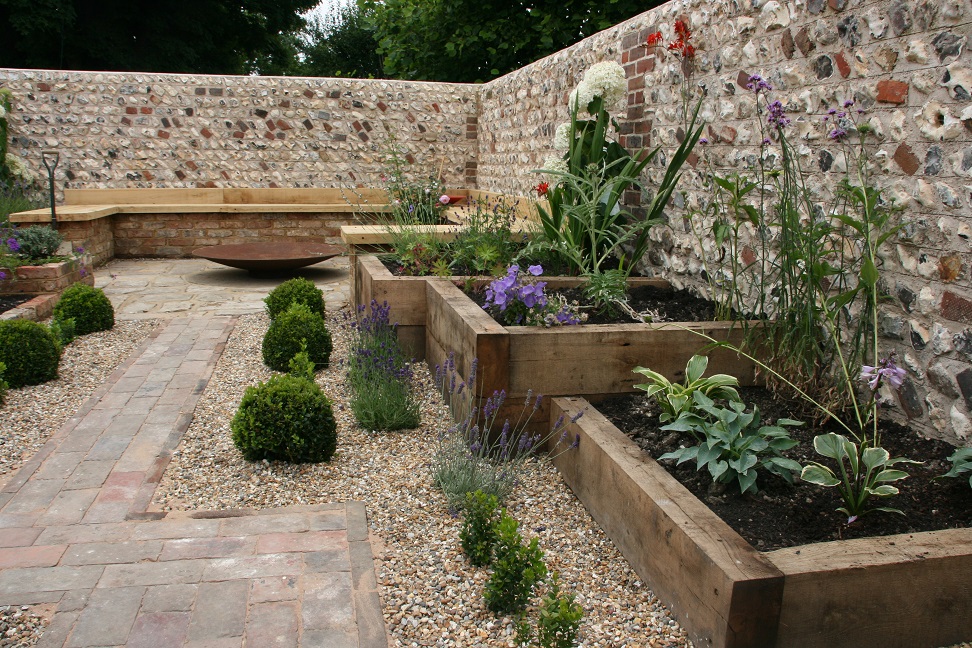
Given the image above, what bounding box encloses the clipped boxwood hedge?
[0,319,61,388]
[52,283,114,335]
[262,302,332,371]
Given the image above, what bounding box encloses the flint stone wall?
[2,0,971,443]
[478,0,972,444]
[0,71,480,196]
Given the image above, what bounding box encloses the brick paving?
[0,261,386,647]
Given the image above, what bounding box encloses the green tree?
[297,1,384,78]
[362,0,660,83]
[0,0,317,75]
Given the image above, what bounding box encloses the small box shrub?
[484,512,547,615]
[52,283,114,335]
[264,277,325,320]
[460,490,502,567]
[231,374,337,463]
[262,302,332,372]
[0,319,61,388]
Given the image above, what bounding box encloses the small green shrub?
[230,374,337,463]
[0,361,8,404]
[515,573,584,648]
[287,349,316,380]
[460,490,501,567]
[50,316,76,347]
[0,319,60,388]
[13,225,63,261]
[264,277,325,320]
[262,302,332,372]
[52,283,114,335]
[484,512,547,615]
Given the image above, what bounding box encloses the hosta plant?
[633,354,741,423]
[801,433,920,523]
[660,391,803,494]
[941,447,972,489]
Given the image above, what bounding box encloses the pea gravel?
[0,319,159,479]
[152,311,693,647]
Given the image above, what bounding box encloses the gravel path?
[0,319,159,480]
[153,311,693,647]
[0,605,49,647]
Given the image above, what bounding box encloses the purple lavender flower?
[860,353,906,391]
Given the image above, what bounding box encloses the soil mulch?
[597,387,972,551]
[0,295,32,314]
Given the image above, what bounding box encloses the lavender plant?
[482,264,584,327]
[431,354,581,508]
[345,300,420,431]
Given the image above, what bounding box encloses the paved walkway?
[0,259,386,647]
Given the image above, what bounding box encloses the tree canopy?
[297,1,383,79]
[361,0,661,83]
[0,0,317,75]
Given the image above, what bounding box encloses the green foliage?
[0,0,317,75]
[431,356,579,508]
[297,2,384,78]
[0,318,60,388]
[515,573,584,648]
[450,198,526,275]
[941,447,972,489]
[362,0,656,82]
[801,433,920,523]
[483,513,547,615]
[660,392,803,494]
[633,354,741,424]
[287,349,316,380]
[264,277,325,320]
[0,361,7,404]
[346,301,420,431]
[50,315,76,347]
[231,373,337,463]
[52,283,114,335]
[13,226,62,261]
[262,302,332,372]
[459,490,501,567]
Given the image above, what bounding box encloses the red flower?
[646,31,663,47]
[534,182,549,197]
[674,19,690,40]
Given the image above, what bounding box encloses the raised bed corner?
[549,396,972,648]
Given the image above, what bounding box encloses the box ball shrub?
[262,302,332,372]
[0,319,61,388]
[264,277,325,320]
[231,374,337,463]
[52,283,114,335]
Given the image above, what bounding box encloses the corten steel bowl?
[192,242,344,273]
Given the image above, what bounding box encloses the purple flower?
[438,194,450,205]
[843,99,855,108]
[860,353,906,391]
[0,271,6,281]
[746,74,772,93]
[75,246,84,254]
[767,100,790,130]
[829,127,848,141]
[699,137,709,144]
[527,264,543,276]
[6,237,20,253]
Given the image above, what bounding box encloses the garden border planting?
[425,279,766,429]
[548,395,972,648]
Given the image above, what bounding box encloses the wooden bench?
[9,187,502,266]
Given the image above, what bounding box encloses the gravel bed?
[153,311,693,647]
[0,606,49,647]
[0,319,159,480]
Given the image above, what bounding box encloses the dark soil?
[597,388,972,551]
[0,294,32,314]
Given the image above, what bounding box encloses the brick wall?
[110,211,357,258]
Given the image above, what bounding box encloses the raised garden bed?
[0,258,94,321]
[425,278,766,430]
[547,395,972,648]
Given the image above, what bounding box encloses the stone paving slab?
[0,277,387,647]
